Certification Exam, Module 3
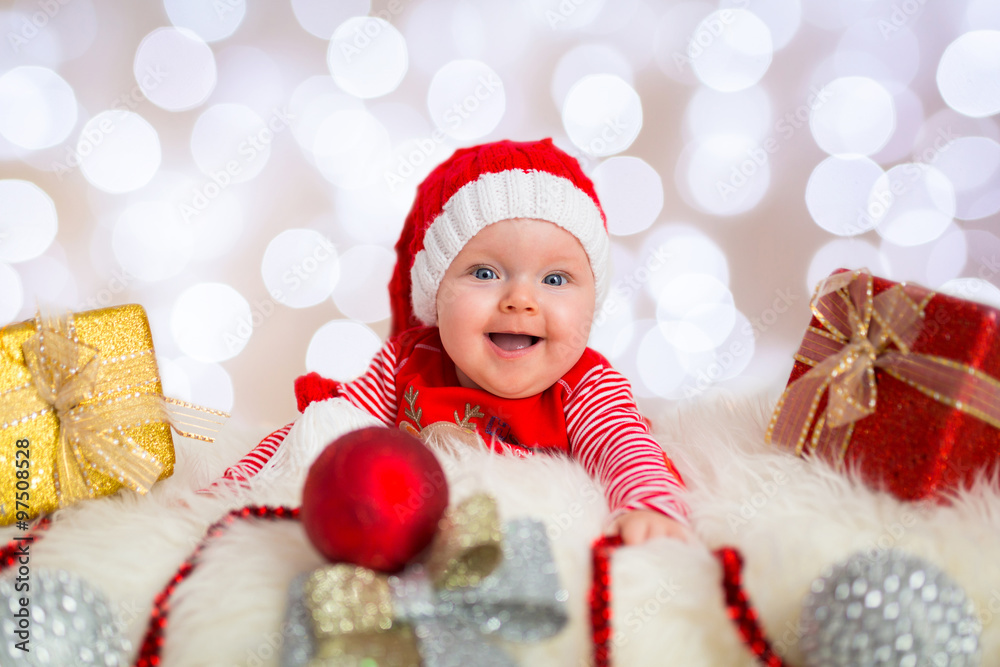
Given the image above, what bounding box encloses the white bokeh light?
[679,309,755,395]
[527,0,606,31]
[562,74,642,157]
[689,9,774,92]
[959,229,1000,288]
[313,109,391,189]
[327,16,408,99]
[371,102,430,144]
[807,238,886,296]
[164,0,246,42]
[916,107,1000,153]
[936,30,1000,118]
[966,0,1000,30]
[148,170,245,261]
[191,104,269,184]
[550,44,633,109]
[0,180,58,263]
[332,245,394,322]
[402,1,462,75]
[450,2,530,65]
[805,154,884,236]
[641,225,730,299]
[939,278,1000,310]
[0,10,60,67]
[161,356,235,413]
[686,86,772,143]
[590,156,663,236]
[16,254,76,314]
[334,182,410,246]
[652,2,715,85]
[679,134,771,216]
[111,201,189,281]
[79,111,161,194]
[427,60,505,141]
[879,222,965,284]
[720,0,801,50]
[212,46,285,116]
[810,76,895,155]
[872,88,924,164]
[292,0,370,39]
[0,66,77,150]
[656,273,736,353]
[925,225,968,287]
[156,357,191,404]
[870,163,956,247]
[171,282,252,362]
[591,297,636,361]
[833,20,920,92]
[261,229,340,309]
[134,27,217,112]
[0,263,23,325]
[635,323,688,399]
[584,0,642,37]
[382,135,456,201]
[306,320,382,380]
[289,76,365,157]
[4,0,99,64]
[931,135,1000,220]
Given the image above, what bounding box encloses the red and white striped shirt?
[329,327,687,520]
[219,327,687,521]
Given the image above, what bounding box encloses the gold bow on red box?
[767,268,1000,461]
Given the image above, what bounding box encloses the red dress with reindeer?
[224,326,688,521]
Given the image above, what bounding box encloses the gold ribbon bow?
[0,310,227,509]
[304,493,504,666]
[766,269,1000,460]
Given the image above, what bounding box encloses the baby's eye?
[543,273,567,286]
[473,267,497,280]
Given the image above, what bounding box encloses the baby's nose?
[501,281,538,312]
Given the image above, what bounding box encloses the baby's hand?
[609,509,690,545]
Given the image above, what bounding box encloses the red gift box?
[767,268,1000,501]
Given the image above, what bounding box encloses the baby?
[301,139,689,544]
[230,139,689,544]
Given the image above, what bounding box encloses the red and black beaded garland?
[133,504,299,667]
[590,540,785,667]
[589,534,622,667]
[0,516,52,572]
[715,547,785,667]
[10,514,788,666]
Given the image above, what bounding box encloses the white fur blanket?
[4,395,1000,666]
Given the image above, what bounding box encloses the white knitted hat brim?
[411,169,609,327]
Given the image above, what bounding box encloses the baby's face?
[436,218,596,399]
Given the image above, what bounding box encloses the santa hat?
[389,138,610,337]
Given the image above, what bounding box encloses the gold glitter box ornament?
[0,305,224,525]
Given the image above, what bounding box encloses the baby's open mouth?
[488,333,540,351]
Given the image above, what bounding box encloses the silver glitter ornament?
[0,569,132,666]
[800,548,981,667]
[281,518,567,667]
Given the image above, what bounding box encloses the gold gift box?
[0,305,174,524]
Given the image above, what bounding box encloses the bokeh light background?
[1,0,999,430]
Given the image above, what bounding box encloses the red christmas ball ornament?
[300,426,449,573]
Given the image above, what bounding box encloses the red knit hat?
[389,138,609,337]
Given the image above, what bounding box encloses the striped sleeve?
[203,421,294,492]
[564,364,689,522]
[205,340,402,491]
[334,339,401,425]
